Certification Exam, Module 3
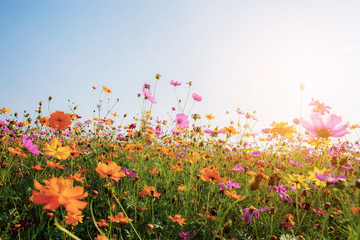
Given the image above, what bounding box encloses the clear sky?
[1,1,360,138]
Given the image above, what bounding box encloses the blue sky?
[1,1,360,138]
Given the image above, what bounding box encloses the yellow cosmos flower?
[307,167,329,187]
[43,138,71,160]
[269,122,296,138]
[284,174,309,189]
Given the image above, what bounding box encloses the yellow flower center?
[316,129,331,138]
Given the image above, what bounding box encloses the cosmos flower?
[232,164,244,171]
[242,206,268,224]
[109,212,133,226]
[169,215,186,227]
[102,86,112,94]
[43,138,70,160]
[200,166,227,184]
[32,177,88,214]
[309,98,331,115]
[22,136,40,155]
[142,87,157,104]
[175,113,189,129]
[170,80,181,86]
[300,113,350,139]
[96,161,126,181]
[192,93,202,102]
[48,111,72,131]
[63,212,84,226]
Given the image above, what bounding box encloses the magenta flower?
[288,159,303,167]
[232,164,244,171]
[300,113,350,138]
[22,136,40,155]
[192,93,202,102]
[142,87,157,104]
[175,113,189,129]
[309,98,331,115]
[236,109,244,114]
[170,80,181,86]
[219,180,241,190]
[242,206,268,224]
[179,232,190,240]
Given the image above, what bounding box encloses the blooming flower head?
[170,80,181,86]
[32,177,88,214]
[22,136,40,155]
[102,86,112,94]
[169,215,186,227]
[269,122,296,138]
[96,161,126,181]
[200,166,227,184]
[175,113,189,129]
[43,138,71,160]
[232,164,244,171]
[242,206,268,224]
[63,212,84,226]
[179,232,190,240]
[142,87,157,104]
[192,93,202,102]
[109,212,133,226]
[300,113,350,139]
[49,111,72,131]
[309,98,331,115]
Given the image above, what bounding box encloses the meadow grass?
[0,80,359,240]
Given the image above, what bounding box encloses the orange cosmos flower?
[95,161,126,181]
[31,165,44,171]
[108,212,133,226]
[8,147,27,158]
[205,114,215,120]
[0,107,11,114]
[39,116,49,127]
[46,160,65,169]
[102,86,112,94]
[96,219,110,227]
[147,167,159,174]
[197,212,216,220]
[63,212,84,226]
[169,215,186,227]
[32,177,88,214]
[171,165,183,172]
[224,190,243,200]
[200,166,227,184]
[48,111,72,131]
[139,186,162,198]
[94,234,108,240]
[221,125,239,136]
[66,173,85,183]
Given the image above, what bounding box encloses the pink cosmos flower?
[309,98,331,115]
[288,159,303,167]
[22,136,40,155]
[175,113,189,129]
[192,93,202,102]
[242,206,268,224]
[142,87,157,104]
[170,80,181,86]
[300,113,350,138]
[236,109,244,114]
[293,118,300,125]
[232,164,244,171]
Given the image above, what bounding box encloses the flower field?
[1,78,360,240]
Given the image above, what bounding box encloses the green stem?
[54,217,81,240]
